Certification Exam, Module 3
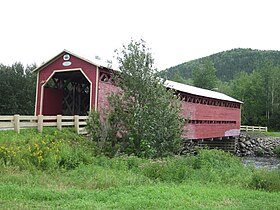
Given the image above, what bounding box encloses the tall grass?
[0,128,94,170]
[0,128,280,208]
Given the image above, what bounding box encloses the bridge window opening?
[100,72,113,83]
[181,93,240,109]
[189,120,236,125]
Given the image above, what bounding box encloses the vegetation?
[0,128,280,209]
[0,63,36,115]
[87,39,184,158]
[192,58,218,90]
[274,146,280,158]
[0,128,93,171]
[266,132,280,137]
[159,48,280,82]
[159,48,280,130]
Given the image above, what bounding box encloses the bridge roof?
[164,80,242,103]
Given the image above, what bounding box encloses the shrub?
[273,145,280,158]
[87,39,184,158]
[138,157,190,182]
[249,169,280,192]
[192,149,242,170]
[255,147,265,157]
[188,149,252,186]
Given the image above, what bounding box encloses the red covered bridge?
[34,50,242,140]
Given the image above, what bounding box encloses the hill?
[159,48,280,81]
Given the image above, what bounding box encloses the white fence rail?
[0,115,89,134]
[240,125,268,132]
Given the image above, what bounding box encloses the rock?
[240,142,246,148]
[245,141,251,146]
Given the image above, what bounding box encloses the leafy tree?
[255,61,280,128]
[0,63,36,115]
[172,71,193,85]
[88,39,184,158]
[192,58,218,90]
[229,71,266,125]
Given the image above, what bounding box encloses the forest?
[1,48,280,130]
[0,63,36,115]
[159,48,280,130]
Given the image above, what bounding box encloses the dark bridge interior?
[43,70,90,116]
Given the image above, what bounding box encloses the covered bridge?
[34,50,242,140]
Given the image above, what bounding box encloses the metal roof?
[164,80,242,103]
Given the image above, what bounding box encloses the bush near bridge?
[87,39,184,158]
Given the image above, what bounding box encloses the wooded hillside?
[159,48,280,82]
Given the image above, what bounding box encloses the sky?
[1,0,280,70]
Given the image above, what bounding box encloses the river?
[242,157,280,169]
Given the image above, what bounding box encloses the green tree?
[192,58,217,90]
[230,71,265,125]
[0,63,36,115]
[88,39,184,158]
[256,61,280,129]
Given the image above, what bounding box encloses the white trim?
[40,83,44,115]
[39,68,93,115]
[33,49,102,73]
[34,72,39,115]
[95,66,99,111]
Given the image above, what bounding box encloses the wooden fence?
[0,115,89,134]
[240,125,268,132]
[0,115,268,135]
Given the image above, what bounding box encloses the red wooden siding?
[35,54,97,115]
[97,71,119,111]
[181,93,240,139]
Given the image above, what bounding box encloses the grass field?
[266,132,280,137]
[0,128,280,209]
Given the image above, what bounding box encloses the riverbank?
[236,132,280,157]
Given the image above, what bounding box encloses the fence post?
[14,114,20,134]
[74,115,79,134]
[38,115,43,133]
[57,115,62,131]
